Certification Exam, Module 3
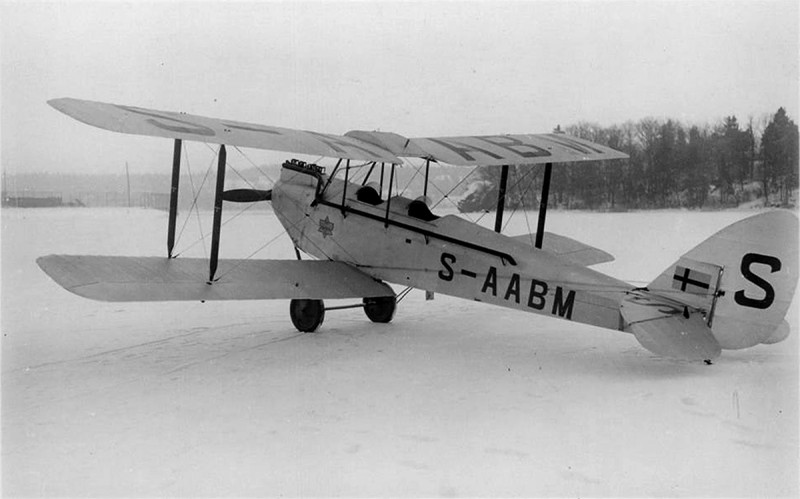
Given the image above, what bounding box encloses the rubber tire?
[290,299,325,332]
[363,296,396,323]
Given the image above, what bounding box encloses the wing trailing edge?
[37,255,394,302]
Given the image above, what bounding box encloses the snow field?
[2,207,797,496]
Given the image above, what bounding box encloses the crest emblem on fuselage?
[318,216,334,238]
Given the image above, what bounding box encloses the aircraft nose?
[221,189,272,203]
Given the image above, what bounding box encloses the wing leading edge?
[37,255,394,302]
[48,98,402,163]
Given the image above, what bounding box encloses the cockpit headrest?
[356,183,383,205]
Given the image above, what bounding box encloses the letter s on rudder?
[734,253,781,309]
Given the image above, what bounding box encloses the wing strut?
[423,159,431,198]
[494,164,509,233]
[209,144,227,282]
[535,162,553,248]
[167,139,182,258]
[361,162,376,186]
[384,163,396,228]
[341,159,350,216]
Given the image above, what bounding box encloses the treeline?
[458,107,798,212]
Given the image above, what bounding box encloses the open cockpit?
[281,158,443,224]
[277,158,518,266]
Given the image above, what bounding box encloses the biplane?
[38,98,798,362]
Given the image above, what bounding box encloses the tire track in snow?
[4,325,231,373]
[2,325,305,416]
[7,313,303,374]
[163,331,305,374]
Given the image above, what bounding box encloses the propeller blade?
[222,189,272,203]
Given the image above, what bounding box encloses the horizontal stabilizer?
[37,255,394,302]
[510,232,614,266]
[620,291,721,361]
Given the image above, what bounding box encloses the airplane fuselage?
[272,162,632,333]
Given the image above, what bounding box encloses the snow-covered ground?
[2,207,797,497]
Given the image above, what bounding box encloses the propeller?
[221,189,272,203]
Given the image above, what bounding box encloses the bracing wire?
[173,202,261,258]
[474,209,492,224]
[399,161,423,197]
[396,158,480,223]
[396,286,414,304]
[205,143,260,191]
[173,146,215,258]
[212,228,291,281]
[502,166,540,236]
[517,171,537,247]
[231,145,277,186]
[174,144,267,259]
[186,146,209,258]
[430,163,478,209]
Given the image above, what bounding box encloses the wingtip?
[36,254,60,273]
[47,97,73,113]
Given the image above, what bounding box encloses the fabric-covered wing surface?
[37,255,394,302]
[48,98,401,163]
[51,98,628,167]
[410,134,629,166]
[345,130,630,166]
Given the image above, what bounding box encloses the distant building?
[2,191,63,208]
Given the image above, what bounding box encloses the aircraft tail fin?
[643,210,798,350]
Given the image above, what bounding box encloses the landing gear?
[290,299,325,332]
[363,296,396,323]
[290,294,396,331]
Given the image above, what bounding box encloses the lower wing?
[37,255,394,302]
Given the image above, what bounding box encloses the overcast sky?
[1,0,797,174]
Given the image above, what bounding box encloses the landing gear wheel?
[363,296,396,323]
[290,299,325,332]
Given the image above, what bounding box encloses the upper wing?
[50,97,627,166]
[346,130,629,166]
[37,255,394,302]
[48,98,401,163]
